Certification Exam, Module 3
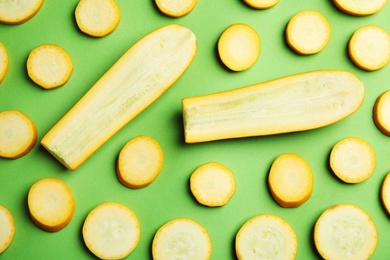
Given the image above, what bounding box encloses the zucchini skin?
[182,70,364,143]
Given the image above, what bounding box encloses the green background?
[1,0,390,259]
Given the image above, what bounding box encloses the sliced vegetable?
[28,178,75,232]
[243,0,280,9]
[182,70,364,143]
[329,137,376,183]
[218,23,261,71]
[236,214,297,259]
[333,0,388,16]
[374,90,390,136]
[348,25,390,71]
[0,0,43,24]
[286,10,331,55]
[83,202,140,259]
[41,24,197,170]
[75,0,120,37]
[152,218,212,260]
[0,110,37,159]
[314,204,378,260]
[381,172,390,215]
[190,162,236,207]
[0,42,8,84]
[27,44,74,89]
[0,205,15,254]
[155,0,198,18]
[117,135,164,189]
[268,153,313,207]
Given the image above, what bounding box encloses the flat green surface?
[1,0,390,259]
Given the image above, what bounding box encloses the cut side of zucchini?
[182,70,364,143]
[155,0,198,18]
[0,205,15,254]
[75,0,121,37]
[41,24,197,170]
[236,214,297,259]
[0,0,44,24]
[152,218,212,260]
[0,42,8,84]
[314,204,378,260]
[333,0,388,16]
[83,202,140,259]
[348,25,390,71]
[374,90,390,135]
[243,0,280,9]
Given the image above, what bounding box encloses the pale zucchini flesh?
[41,24,197,170]
[182,70,364,143]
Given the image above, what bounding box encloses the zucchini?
[182,70,364,143]
[42,24,197,170]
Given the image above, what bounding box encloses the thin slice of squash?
[374,90,390,135]
[27,44,74,89]
[329,137,376,183]
[0,42,8,84]
[0,110,37,159]
[152,218,212,260]
[41,24,197,170]
[83,202,140,259]
[348,25,390,71]
[236,214,297,259]
[28,178,75,232]
[75,0,120,37]
[155,0,198,18]
[0,0,44,24]
[314,204,378,260]
[380,172,390,216]
[333,0,388,16]
[218,23,261,71]
[0,205,15,254]
[268,153,314,207]
[286,10,331,55]
[243,0,280,9]
[182,70,364,143]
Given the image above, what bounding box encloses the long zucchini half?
[42,24,197,170]
[182,70,364,143]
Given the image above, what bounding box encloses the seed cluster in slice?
[117,135,164,189]
[152,218,212,260]
[75,0,121,37]
[236,214,298,259]
[28,178,75,232]
[0,110,37,159]
[348,25,390,71]
[218,23,261,71]
[286,10,331,55]
[83,202,140,259]
[314,204,378,260]
[0,205,15,254]
[27,44,74,89]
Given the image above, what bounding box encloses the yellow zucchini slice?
[268,153,314,207]
[218,23,261,71]
[333,0,388,16]
[190,162,236,207]
[329,137,376,183]
[381,172,390,215]
[0,0,43,24]
[348,25,390,71]
[116,135,164,189]
[75,0,120,37]
[243,0,280,9]
[0,205,15,254]
[314,204,378,260]
[0,110,37,159]
[236,214,297,259]
[41,24,197,170]
[27,44,74,89]
[374,90,390,135]
[0,42,8,84]
[83,202,140,259]
[152,218,212,260]
[155,0,198,18]
[286,10,331,55]
[28,178,75,232]
[182,70,364,143]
